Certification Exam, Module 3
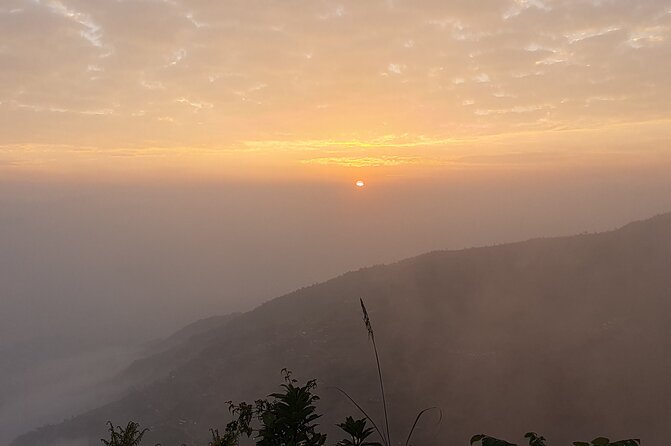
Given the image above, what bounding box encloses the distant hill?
[13,213,671,446]
[150,313,241,354]
[114,313,241,387]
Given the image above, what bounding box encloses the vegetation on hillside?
[101,422,153,446]
[101,300,640,446]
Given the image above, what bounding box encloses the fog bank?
[1,164,671,443]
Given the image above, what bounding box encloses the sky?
[1,3,671,441]
[0,0,670,181]
[1,0,671,342]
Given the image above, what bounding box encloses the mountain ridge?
[13,211,671,446]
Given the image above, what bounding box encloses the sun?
[355,180,365,188]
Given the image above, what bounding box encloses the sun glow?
[355,180,365,188]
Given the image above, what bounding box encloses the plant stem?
[372,333,391,446]
[360,298,391,446]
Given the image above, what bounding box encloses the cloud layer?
[1,0,669,175]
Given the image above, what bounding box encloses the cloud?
[300,155,432,167]
[241,135,466,152]
[0,0,669,172]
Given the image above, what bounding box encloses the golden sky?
[0,0,670,180]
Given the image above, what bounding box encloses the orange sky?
[1,0,670,181]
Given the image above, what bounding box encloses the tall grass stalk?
[360,298,391,446]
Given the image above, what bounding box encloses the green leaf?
[470,434,516,446]
[471,434,486,445]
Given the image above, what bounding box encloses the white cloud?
[43,0,105,48]
[565,26,621,44]
[166,48,187,66]
[388,63,403,74]
[175,98,213,110]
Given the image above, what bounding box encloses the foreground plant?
[224,369,326,446]
[336,416,382,446]
[333,299,440,446]
[359,299,391,446]
[208,422,244,446]
[573,438,640,446]
[470,433,641,446]
[470,434,516,446]
[525,432,547,446]
[101,421,155,446]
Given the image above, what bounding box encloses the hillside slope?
[14,213,671,446]
[113,313,241,388]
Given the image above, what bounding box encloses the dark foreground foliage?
[470,433,640,446]
[101,299,641,446]
[100,421,155,446]
[102,389,642,446]
[220,369,327,446]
